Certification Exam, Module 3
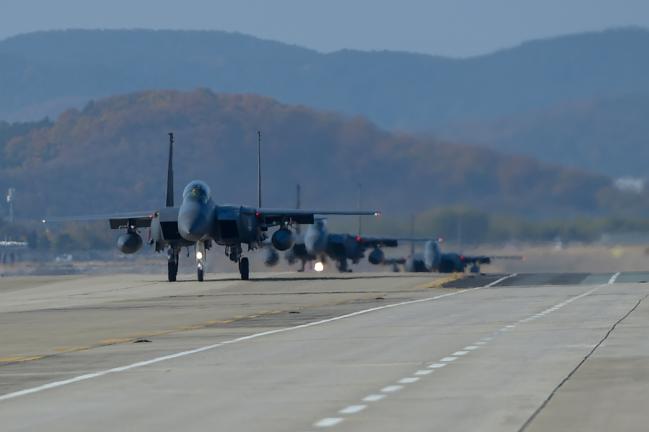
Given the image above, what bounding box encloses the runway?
[0,271,647,431]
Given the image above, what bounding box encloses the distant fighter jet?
[381,239,520,273]
[44,133,378,281]
[280,218,398,272]
[0,240,28,265]
[261,185,397,273]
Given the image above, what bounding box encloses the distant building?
[614,177,645,194]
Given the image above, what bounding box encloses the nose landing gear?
[196,241,206,282]
[239,257,250,280]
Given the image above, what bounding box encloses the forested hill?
[440,94,649,178]
[0,89,645,220]
[2,28,649,132]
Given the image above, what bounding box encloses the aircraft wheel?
[239,257,250,280]
[197,267,204,282]
[168,261,177,282]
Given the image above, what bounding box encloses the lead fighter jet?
[44,133,378,281]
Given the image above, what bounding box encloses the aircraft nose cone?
[305,231,326,255]
[178,204,210,241]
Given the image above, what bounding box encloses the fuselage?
[175,180,262,247]
[290,220,366,270]
[404,240,469,273]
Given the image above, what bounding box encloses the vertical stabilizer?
[166,133,174,208]
[257,131,262,208]
[296,184,301,209]
[295,184,302,235]
[410,214,415,256]
[409,214,416,255]
[357,183,363,236]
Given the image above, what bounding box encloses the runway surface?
[0,271,647,431]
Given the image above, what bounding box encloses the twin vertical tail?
[409,214,416,256]
[295,183,301,234]
[357,183,363,236]
[166,132,174,208]
[257,131,262,209]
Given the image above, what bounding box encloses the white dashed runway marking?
[381,385,404,393]
[398,377,420,384]
[362,394,385,402]
[428,363,446,369]
[339,405,366,414]
[315,418,343,428]
[311,275,611,429]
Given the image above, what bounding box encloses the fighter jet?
[380,239,519,273]
[0,240,28,264]
[282,218,398,272]
[44,133,379,281]
[261,185,396,273]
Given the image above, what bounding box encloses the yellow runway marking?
[417,274,464,289]
[2,311,284,366]
[1,278,438,366]
[0,356,44,364]
[99,338,135,345]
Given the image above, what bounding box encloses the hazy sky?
[2,0,649,57]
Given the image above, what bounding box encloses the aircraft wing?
[355,236,399,248]
[463,254,524,265]
[253,208,379,226]
[0,240,28,249]
[42,210,156,229]
[462,255,492,265]
[381,257,407,265]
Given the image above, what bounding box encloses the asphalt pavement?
[0,271,647,431]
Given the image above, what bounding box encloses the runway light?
[314,261,324,272]
[196,251,203,260]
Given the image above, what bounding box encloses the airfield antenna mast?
[296,184,301,209]
[166,133,174,208]
[257,131,262,208]
[457,213,463,252]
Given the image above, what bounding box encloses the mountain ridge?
[2,27,649,131]
[1,89,645,221]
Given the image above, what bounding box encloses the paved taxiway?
[0,271,647,431]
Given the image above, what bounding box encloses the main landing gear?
[226,244,250,280]
[167,248,179,282]
[336,259,351,273]
[239,257,250,280]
